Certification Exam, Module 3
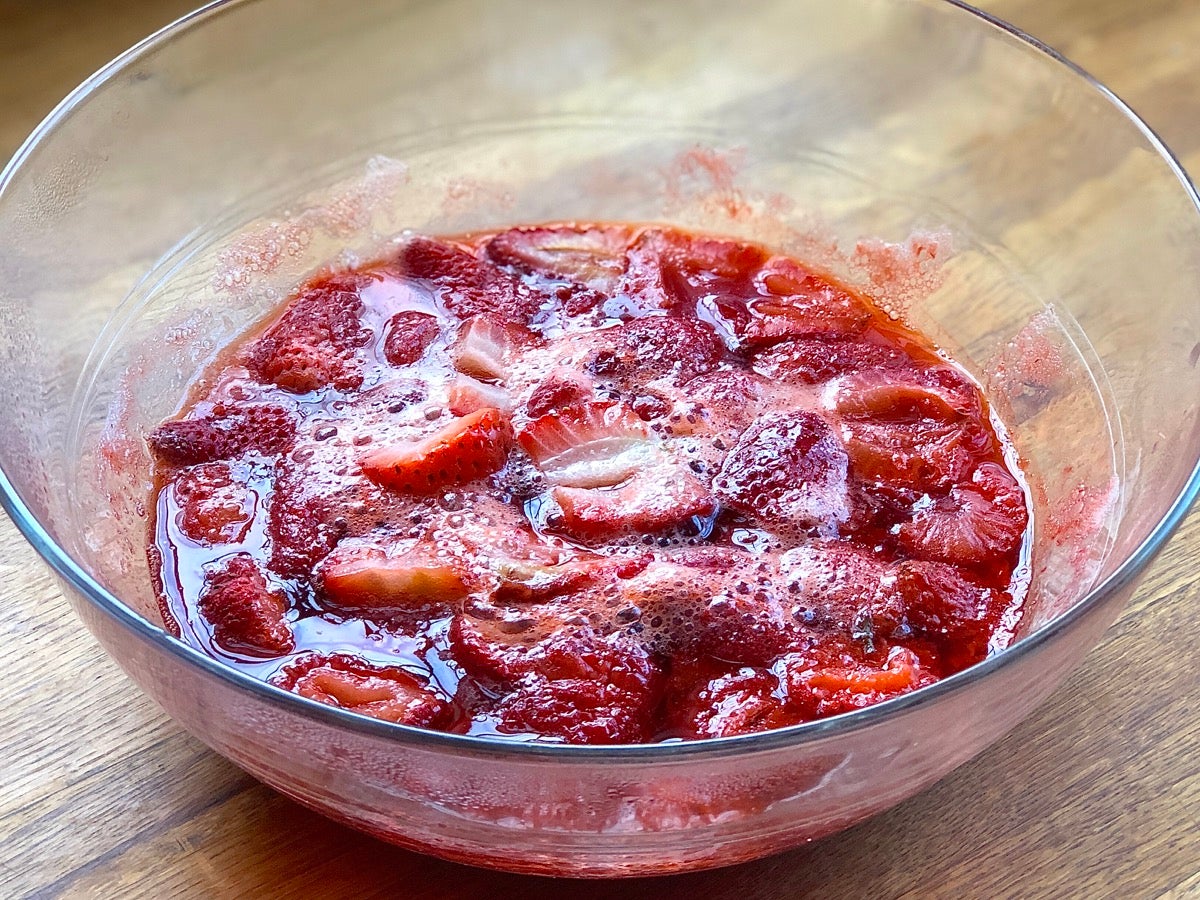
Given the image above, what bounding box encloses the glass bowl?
[1,0,1198,878]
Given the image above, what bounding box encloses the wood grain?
[1,1,1198,897]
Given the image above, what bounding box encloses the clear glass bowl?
[1,0,1198,878]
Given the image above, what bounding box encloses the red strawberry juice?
[147,223,1030,744]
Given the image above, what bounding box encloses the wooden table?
[2,1,1198,897]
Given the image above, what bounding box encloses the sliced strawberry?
[685,369,765,432]
[546,464,717,543]
[669,667,789,739]
[895,560,994,669]
[741,258,871,349]
[318,546,470,612]
[712,411,850,529]
[383,310,441,366]
[524,368,594,420]
[449,315,523,381]
[198,554,293,657]
[447,374,513,416]
[148,403,295,466]
[452,621,663,744]
[896,462,1028,566]
[401,237,540,324]
[360,407,514,494]
[518,403,653,488]
[271,652,450,727]
[492,553,650,605]
[584,317,725,384]
[782,646,934,719]
[752,335,911,384]
[173,462,255,546]
[484,224,632,292]
[245,272,373,392]
[836,368,991,494]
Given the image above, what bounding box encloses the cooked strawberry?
[453,623,664,744]
[245,272,373,392]
[668,666,789,739]
[148,403,295,466]
[447,374,513,416]
[319,546,470,612]
[401,237,540,323]
[198,554,293,657]
[546,464,717,542]
[492,553,650,605]
[782,646,934,719]
[484,224,632,291]
[752,336,911,384]
[896,462,1028,566]
[584,317,725,383]
[360,407,514,494]
[629,391,672,421]
[836,368,991,494]
[895,560,994,668]
[518,403,653,488]
[173,462,255,546]
[780,540,908,642]
[685,369,765,432]
[524,368,594,419]
[741,258,871,349]
[712,411,850,530]
[271,652,450,727]
[383,310,441,366]
[449,315,523,381]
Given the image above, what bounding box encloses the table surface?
[2,1,1199,897]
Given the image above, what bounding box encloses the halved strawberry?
[447,374,513,416]
[782,646,934,719]
[779,540,908,642]
[518,403,654,488]
[895,560,994,669]
[383,310,441,366]
[740,258,871,349]
[360,407,515,494]
[524,368,594,420]
[546,463,718,543]
[712,411,850,530]
[318,546,471,612]
[668,666,789,739]
[401,237,540,324]
[751,335,911,384]
[584,317,725,384]
[492,553,650,605]
[148,403,295,466]
[198,554,293,657]
[245,272,374,393]
[896,462,1028,566]
[484,224,632,291]
[173,461,255,546]
[449,315,523,381]
[271,652,450,727]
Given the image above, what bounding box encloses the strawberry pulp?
[147,222,1030,744]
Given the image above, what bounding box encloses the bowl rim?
[2,0,1198,762]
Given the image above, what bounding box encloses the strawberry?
[740,258,871,349]
[245,272,373,392]
[447,374,513,416]
[896,462,1029,566]
[318,546,471,612]
[584,317,725,384]
[712,411,850,529]
[452,621,663,744]
[198,554,293,657]
[484,224,632,292]
[546,464,718,543]
[751,336,911,384]
[360,407,515,494]
[668,666,789,739]
[524,368,594,419]
[449,315,524,381]
[492,553,650,605]
[382,310,441,366]
[271,652,450,727]
[173,461,254,546]
[148,403,295,466]
[400,237,541,324]
[781,646,934,719]
[518,402,653,488]
[894,560,995,669]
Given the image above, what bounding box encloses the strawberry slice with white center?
[319,547,471,611]
[485,224,633,291]
[361,407,514,493]
[518,403,657,489]
[450,316,520,381]
[447,374,513,416]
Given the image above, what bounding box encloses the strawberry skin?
[360,407,514,493]
[198,554,293,657]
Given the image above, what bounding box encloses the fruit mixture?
[147,223,1030,744]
